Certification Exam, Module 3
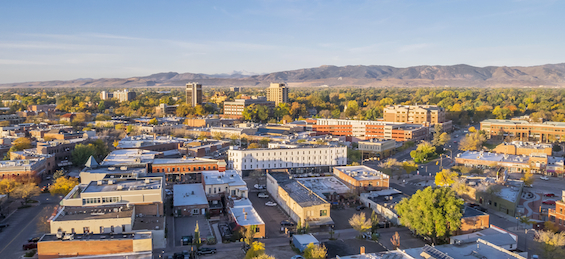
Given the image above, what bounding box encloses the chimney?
[360,246,365,255]
[244,212,247,220]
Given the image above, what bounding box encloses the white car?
[258,193,269,198]
[265,201,277,207]
[254,184,265,190]
[540,176,549,181]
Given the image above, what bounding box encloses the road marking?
[0,208,44,256]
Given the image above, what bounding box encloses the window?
[255,227,260,233]
[83,198,101,205]
[102,197,120,203]
[320,210,328,216]
[156,169,160,173]
[111,226,115,232]
[192,209,199,215]
[83,227,90,233]
[122,225,126,232]
[100,226,104,233]
[71,228,75,233]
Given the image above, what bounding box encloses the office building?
[455,150,565,175]
[492,141,553,156]
[266,83,288,106]
[383,105,452,131]
[223,96,275,118]
[186,82,203,107]
[313,119,428,141]
[100,90,113,100]
[481,119,565,142]
[114,89,137,102]
[227,144,347,174]
[0,158,51,180]
[333,165,389,191]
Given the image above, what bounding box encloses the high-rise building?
[186,82,203,107]
[383,105,452,131]
[112,89,136,102]
[100,91,113,100]
[266,83,288,106]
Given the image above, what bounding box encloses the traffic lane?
[0,194,57,259]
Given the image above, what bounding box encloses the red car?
[543,200,556,205]
[22,242,37,250]
[544,193,556,197]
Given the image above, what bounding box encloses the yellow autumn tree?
[50,177,79,196]
[435,169,459,187]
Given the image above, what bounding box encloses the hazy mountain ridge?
[3,63,565,88]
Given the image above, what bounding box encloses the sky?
[0,0,564,84]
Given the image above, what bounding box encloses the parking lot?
[330,206,374,230]
[174,215,214,247]
[247,189,293,238]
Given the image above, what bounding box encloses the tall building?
[105,89,136,102]
[266,83,288,106]
[100,91,113,100]
[383,105,452,131]
[186,82,203,107]
[223,96,275,118]
[312,118,428,141]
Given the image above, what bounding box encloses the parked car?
[544,193,556,197]
[258,192,269,198]
[356,205,366,211]
[540,176,549,181]
[291,256,305,259]
[22,242,37,250]
[182,235,193,246]
[254,184,265,190]
[165,189,173,195]
[197,247,217,255]
[173,253,184,259]
[280,220,295,227]
[28,237,41,243]
[543,200,556,205]
[265,201,277,207]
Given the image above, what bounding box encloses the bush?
[24,250,36,257]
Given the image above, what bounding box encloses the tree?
[396,186,464,244]
[12,137,31,151]
[468,126,477,133]
[410,141,437,163]
[440,133,451,145]
[212,132,223,140]
[148,118,158,125]
[244,225,256,246]
[545,221,561,233]
[379,158,402,175]
[248,143,261,149]
[349,213,371,236]
[254,254,275,259]
[536,230,565,259]
[402,161,418,174]
[49,177,79,196]
[459,132,487,151]
[194,221,201,248]
[245,241,265,259]
[0,178,21,196]
[521,171,535,186]
[518,216,534,229]
[319,110,331,119]
[303,243,327,259]
[370,211,379,233]
[71,144,97,166]
[282,115,293,123]
[259,138,270,147]
[434,169,458,187]
[12,183,41,202]
[53,170,65,180]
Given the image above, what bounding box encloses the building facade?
[266,83,288,106]
[227,145,347,174]
[481,119,565,142]
[383,105,452,131]
[186,82,203,107]
[333,166,389,191]
[313,119,428,141]
[223,97,275,118]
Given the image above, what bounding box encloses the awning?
[307,217,334,226]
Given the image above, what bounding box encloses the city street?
[0,193,59,259]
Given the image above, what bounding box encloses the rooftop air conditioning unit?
[144,179,150,184]
[108,180,114,185]
[121,166,128,171]
[117,185,124,190]
[97,180,103,186]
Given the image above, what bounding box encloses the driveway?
[247,191,290,238]
[174,215,213,247]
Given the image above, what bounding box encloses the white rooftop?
[334,165,389,181]
[230,198,264,226]
[336,251,414,259]
[117,134,186,149]
[202,170,246,187]
[101,149,160,166]
[293,234,319,245]
[296,176,350,197]
[173,184,208,207]
[83,178,162,193]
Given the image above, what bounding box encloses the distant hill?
[3,63,565,88]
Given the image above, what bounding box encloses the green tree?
[303,243,327,259]
[434,169,458,187]
[349,213,371,236]
[410,141,436,163]
[256,105,269,122]
[396,186,464,244]
[244,225,256,246]
[148,118,158,125]
[402,161,418,174]
[259,138,270,147]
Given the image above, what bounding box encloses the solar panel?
[422,245,454,259]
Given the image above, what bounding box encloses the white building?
[202,170,247,198]
[227,145,347,173]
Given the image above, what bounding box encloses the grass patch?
[24,250,36,257]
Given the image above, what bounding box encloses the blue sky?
[0,0,564,83]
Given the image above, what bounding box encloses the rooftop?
[363,189,406,209]
[457,151,530,164]
[132,216,165,231]
[336,251,414,259]
[203,170,246,187]
[462,206,488,218]
[53,206,134,222]
[334,166,389,181]
[40,232,152,242]
[83,178,162,193]
[296,176,350,197]
[117,134,186,149]
[173,184,208,207]
[451,226,517,247]
[101,149,160,166]
[404,239,526,259]
[230,198,264,226]
[152,157,219,165]
[281,181,328,207]
[482,119,565,127]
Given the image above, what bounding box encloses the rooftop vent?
[97,180,103,186]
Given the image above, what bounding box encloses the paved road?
[0,193,59,259]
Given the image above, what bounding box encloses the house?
[333,165,389,191]
[228,198,265,238]
[292,234,319,252]
[450,225,518,251]
[173,184,209,217]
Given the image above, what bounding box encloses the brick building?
[383,105,452,131]
[333,165,389,191]
[548,191,565,231]
[313,119,428,141]
[481,119,565,142]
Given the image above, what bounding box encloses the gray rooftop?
[83,178,162,193]
[404,239,525,259]
[53,206,134,222]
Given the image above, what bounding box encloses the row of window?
[83,197,120,205]
[155,165,216,173]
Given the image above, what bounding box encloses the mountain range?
[3,63,565,88]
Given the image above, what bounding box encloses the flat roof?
[101,149,160,166]
[173,184,208,207]
[53,206,133,221]
[404,239,526,259]
[336,251,414,259]
[40,232,152,242]
[281,181,328,207]
[117,134,185,148]
[293,234,319,244]
[83,178,162,193]
[296,176,350,197]
[334,166,389,181]
[462,206,488,218]
[203,170,246,187]
[230,198,264,226]
[152,157,219,165]
[457,151,530,164]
